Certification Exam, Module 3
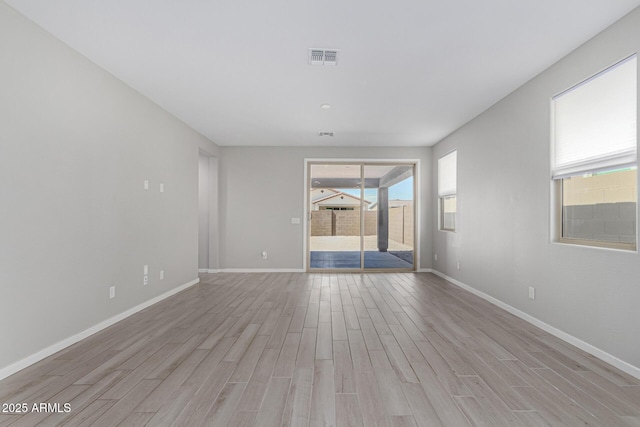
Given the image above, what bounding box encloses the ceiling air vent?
[309,49,339,66]
[318,132,334,137]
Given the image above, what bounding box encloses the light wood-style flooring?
[1,272,639,426]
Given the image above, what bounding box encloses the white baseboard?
[430,270,640,380]
[0,277,201,382]
[219,268,305,273]
[206,268,430,274]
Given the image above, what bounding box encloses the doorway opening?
[198,150,219,272]
[307,161,416,272]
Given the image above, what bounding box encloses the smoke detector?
[309,49,339,66]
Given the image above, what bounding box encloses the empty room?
[2,0,640,426]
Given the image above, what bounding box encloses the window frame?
[551,55,638,251]
[554,172,637,251]
[439,194,456,232]
[438,150,457,232]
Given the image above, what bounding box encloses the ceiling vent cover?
[309,49,339,66]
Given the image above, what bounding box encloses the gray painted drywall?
[198,153,220,270]
[0,2,218,372]
[219,146,432,270]
[198,155,210,269]
[432,7,640,369]
[208,156,220,271]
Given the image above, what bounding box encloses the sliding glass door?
[308,162,415,272]
[363,164,414,270]
[308,164,363,269]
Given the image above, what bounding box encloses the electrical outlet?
[143,275,149,286]
[261,251,268,260]
[109,286,115,299]
[160,270,165,280]
[529,286,535,300]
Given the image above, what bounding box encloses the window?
[438,150,457,231]
[321,207,355,211]
[552,55,637,250]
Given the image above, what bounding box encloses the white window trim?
[438,150,457,232]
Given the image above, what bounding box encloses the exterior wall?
[364,211,377,236]
[563,169,637,205]
[335,211,361,236]
[403,205,414,246]
[311,211,377,236]
[389,206,415,246]
[316,197,362,209]
[310,210,332,236]
[389,207,404,243]
[564,202,636,243]
[562,170,637,243]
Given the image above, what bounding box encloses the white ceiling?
[5,0,640,147]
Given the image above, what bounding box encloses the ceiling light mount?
[309,49,339,66]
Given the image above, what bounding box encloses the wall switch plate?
[143,275,149,286]
[109,286,115,299]
[160,270,165,280]
[160,183,164,193]
[434,254,438,261]
[456,261,460,270]
[143,265,148,275]
[529,286,535,300]
[261,251,268,259]
[291,217,300,224]
[143,179,149,190]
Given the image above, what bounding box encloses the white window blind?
[438,150,457,197]
[552,55,637,179]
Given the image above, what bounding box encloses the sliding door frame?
[304,159,419,273]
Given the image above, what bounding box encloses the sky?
[340,176,413,207]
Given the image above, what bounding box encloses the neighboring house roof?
[311,188,339,202]
[312,190,371,206]
[370,200,413,210]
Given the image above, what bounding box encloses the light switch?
[143,179,149,190]
[160,183,164,193]
[143,265,148,275]
[291,217,300,224]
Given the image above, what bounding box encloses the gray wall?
[219,146,432,270]
[0,2,218,372]
[198,154,210,269]
[432,8,640,369]
[198,153,220,270]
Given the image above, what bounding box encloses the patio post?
[377,187,388,252]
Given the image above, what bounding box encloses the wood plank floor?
[1,272,639,426]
